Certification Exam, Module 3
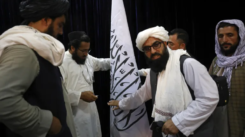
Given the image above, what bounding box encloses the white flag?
[110,0,151,137]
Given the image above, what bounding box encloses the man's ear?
[180,43,186,50]
[41,17,52,27]
[70,45,75,53]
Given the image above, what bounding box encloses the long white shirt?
[119,58,219,136]
[59,51,110,137]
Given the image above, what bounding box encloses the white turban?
[136,26,169,52]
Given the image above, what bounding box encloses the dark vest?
[1,52,72,137]
[150,70,158,106]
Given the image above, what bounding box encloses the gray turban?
[136,26,169,52]
[19,0,70,24]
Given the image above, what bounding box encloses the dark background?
[1,0,244,136]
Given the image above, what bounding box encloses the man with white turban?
[108,26,219,137]
[138,28,190,76]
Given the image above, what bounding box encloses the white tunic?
[59,51,110,137]
[119,58,219,137]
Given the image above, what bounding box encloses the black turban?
[68,31,86,42]
[19,0,70,24]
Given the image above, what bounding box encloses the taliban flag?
[110,0,151,137]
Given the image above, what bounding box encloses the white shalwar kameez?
[118,57,219,137]
[59,51,110,137]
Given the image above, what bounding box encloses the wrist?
[80,92,84,99]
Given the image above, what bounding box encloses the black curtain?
[1,0,244,136]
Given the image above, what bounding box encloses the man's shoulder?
[183,57,200,64]
[182,57,206,71]
[212,56,218,61]
[62,52,73,63]
[87,54,96,59]
[0,45,39,77]
[210,56,218,66]
[86,54,99,63]
[3,45,35,55]
[0,45,37,63]
[60,53,79,70]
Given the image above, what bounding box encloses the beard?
[145,46,169,73]
[72,50,87,64]
[220,42,239,56]
[45,22,56,38]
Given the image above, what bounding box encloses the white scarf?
[0,25,65,66]
[152,47,193,123]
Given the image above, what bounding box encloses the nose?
[83,52,88,56]
[59,29,63,35]
[150,46,157,54]
[223,36,228,43]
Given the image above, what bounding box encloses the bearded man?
[108,26,219,137]
[0,0,75,137]
[59,31,110,137]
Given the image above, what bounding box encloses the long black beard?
[220,43,239,56]
[145,47,169,73]
[72,50,86,64]
[45,22,56,38]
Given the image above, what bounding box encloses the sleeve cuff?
[68,90,82,106]
[118,99,127,110]
[119,100,124,109]
[118,98,132,110]
[38,110,53,137]
[138,69,149,76]
[172,115,183,130]
[172,115,192,136]
[138,70,145,76]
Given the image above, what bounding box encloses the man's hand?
[80,91,98,102]
[48,116,62,135]
[107,100,120,110]
[162,119,179,135]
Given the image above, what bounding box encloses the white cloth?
[118,50,219,136]
[152,48,193,127]
[136,26,169,52]
[61,83,78,137]
[0,25,65,66]
[59,51,110,137]
[138,68,150,76]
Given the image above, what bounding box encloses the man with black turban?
[0,0,75,137]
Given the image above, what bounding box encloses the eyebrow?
[78,48,90,50]
[147,41,161,46]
